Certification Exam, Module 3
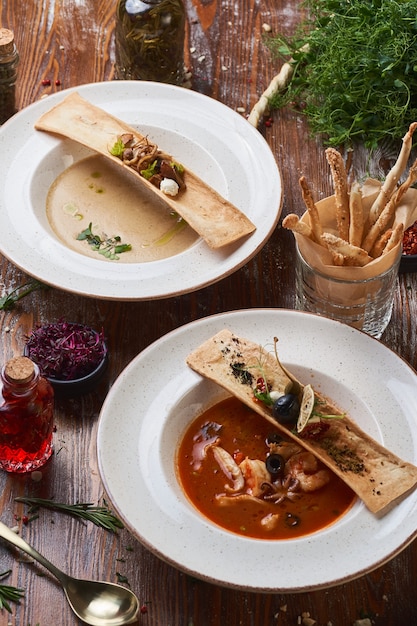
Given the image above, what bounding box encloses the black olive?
[272,393,300,424]
[285,512,301,528]
[265,453,285,477]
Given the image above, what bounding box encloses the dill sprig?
[0,571,25,613]
[15,497,124,533]
[267,0,417,148]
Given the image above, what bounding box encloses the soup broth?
[177,396,356,540]
[46,155,199,262]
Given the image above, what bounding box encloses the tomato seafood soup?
[177,397,356,540]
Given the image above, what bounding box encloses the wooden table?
[1,1,417,624]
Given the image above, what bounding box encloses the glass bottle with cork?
[0,28,19,124]
[114,0,186,85]
[0,356,54,473]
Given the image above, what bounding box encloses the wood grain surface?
[1,1,417,624]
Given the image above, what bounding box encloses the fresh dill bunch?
[267,0,417,148]
[15,497,124,533]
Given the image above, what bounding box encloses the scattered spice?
[25,321,106,381]
[319,438,365,474]
[230,362,254,386]
[402,221,417,255]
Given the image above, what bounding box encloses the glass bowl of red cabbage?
[24,321,108,395]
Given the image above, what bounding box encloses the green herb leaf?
[0,571,25,613]
[0,280,49,311]
[77,223,131,260]
[14,497,124,533]
[109,138,125,157]
[140,159,158,180]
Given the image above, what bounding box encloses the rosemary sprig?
[0,571,25,613]
[15,497,124,533]
[0,280,48,311]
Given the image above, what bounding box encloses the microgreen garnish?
[14,497,124,533]
[109,138,125,157]
[140,160,158,180]
[0,571,25,613]
[25,321,106,381]
[266,0,417,148]
[77,223,131,260]
[0,280,48,311]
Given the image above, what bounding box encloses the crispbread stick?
[348,181,364,247]
[325,148,350,241]
[247,62,295,128]
[321,232,373,266]
[368,122,417,225]
[361,161,417,253]
[299,176,323,243]
[248,43,310,128]
[282,213,313,239]
[361,196,397,253]
[370,229,392,258]
[382,222,404,255]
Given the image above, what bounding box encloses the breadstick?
[299,176,323,243]
[382,222,404,255]
[248,63,295,127]
[361,196,397,253]
[325,148,350,241]
[394,156,417,205]
[321,232,373,266]
[368,122,417,225]
[370,229,392,258]
[248,44,310,128]
[362,161,416,253]
[348,181,364,247]
[282,213,313,239]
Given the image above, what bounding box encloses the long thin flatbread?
[186,329,417,515]
[34,92,256,249]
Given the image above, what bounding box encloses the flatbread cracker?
[186,329,417,515]
[35,92,256,249]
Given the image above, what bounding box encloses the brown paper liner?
[295,179,417,280]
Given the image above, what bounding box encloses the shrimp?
[285,451,330,493]
[268,440,303,461]
[212,445,245,492]
[239,458,271,497]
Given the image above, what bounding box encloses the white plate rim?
[97,309,417,592]
[0,81,282,300]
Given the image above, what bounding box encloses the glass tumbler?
[295,243,401,338]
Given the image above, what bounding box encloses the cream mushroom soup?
[46,155,199,262]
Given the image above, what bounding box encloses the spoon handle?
[0,519,68,585]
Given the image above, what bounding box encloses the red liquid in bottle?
[0,356,54,473]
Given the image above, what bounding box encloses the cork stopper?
[0,28,15,55]
[4,356,35,384]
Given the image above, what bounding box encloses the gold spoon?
[0,520,139,625]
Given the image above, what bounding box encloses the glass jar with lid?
[0,28,19,124]
[114,0,186,85]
